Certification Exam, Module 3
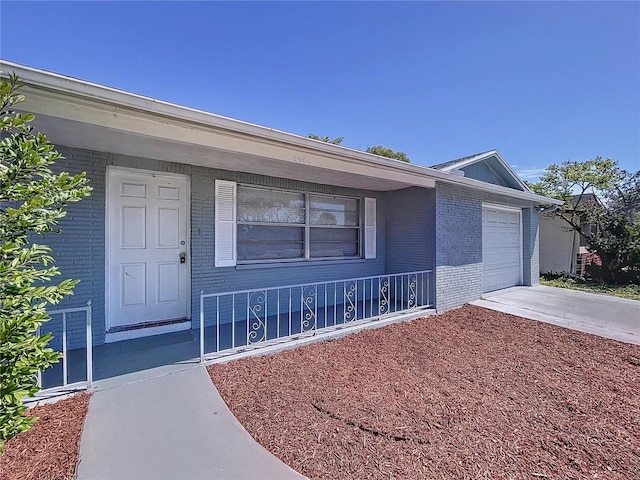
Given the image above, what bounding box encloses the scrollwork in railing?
[407,273,417,309]
[199,270,433,361]
[301,285,317,333]
[248,290,267,344]
[344,281,357,322]
[378,276,390,315]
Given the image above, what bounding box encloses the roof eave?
[431,172,564,205]
[0,60,561,205]
[1,60,424,174]
[435,150,532,193]
[435,150,498,172]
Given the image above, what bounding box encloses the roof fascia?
[433,173,563,205]
[433,151,492,172]
[489,151,532,192]
[441,150,531,193]
[1,61,425,175]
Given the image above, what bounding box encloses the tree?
[596,170,640,282]
[308,133,344,145]
[366,145,410,163]
[307,134,411,163]
[0,73,92,453]
[530,158,639,283]
[608,170,640,222]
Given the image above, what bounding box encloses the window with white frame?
[237,187,306,261]
[309,194,360,258]
[214,180,376,267]
[237,186,360,262]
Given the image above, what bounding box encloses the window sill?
[235,258,368,270]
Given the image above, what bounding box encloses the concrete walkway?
[71,308,435,479]
[472,285,640,346]
[77,365,306,480]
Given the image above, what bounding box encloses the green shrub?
[0,73,91,453]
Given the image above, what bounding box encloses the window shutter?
[364,197,376,259]
[215,180,237,267]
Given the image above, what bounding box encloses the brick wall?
[42,145,542,346]
[192,165,387,327]
[44,146,386,346]
[521,207,539,286]
[384,187,436,304]
[435,182,540,312]
[45,147,107,348]
[435,183,483,311]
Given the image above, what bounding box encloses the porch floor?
[41,328,201,388]
[41,303,434,389]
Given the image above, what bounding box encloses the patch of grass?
[540,274,640,301]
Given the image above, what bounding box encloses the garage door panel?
[483,206,522,293]
[485,230,519,246]
[485,209,519,225]
[484,253,519,268]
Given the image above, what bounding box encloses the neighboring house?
[539,193,601,276]
[1,61,561,355]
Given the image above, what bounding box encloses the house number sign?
[293,155,312,165]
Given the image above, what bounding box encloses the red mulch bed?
[208,304,640,479]
[0,392,90,480]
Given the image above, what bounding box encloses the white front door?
[482,205,522,293]
[107,169,189,329]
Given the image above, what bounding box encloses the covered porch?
[38,270,434,393]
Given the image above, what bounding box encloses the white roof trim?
[1,61,418,173]
[436,150,531,192]
[435,151,495,172]
[0,60,561,205]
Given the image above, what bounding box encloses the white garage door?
[482,205,522,292]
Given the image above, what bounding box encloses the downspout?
[570,228,578,275]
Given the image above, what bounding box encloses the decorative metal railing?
[37,301,93,391]
[199,270,433,361]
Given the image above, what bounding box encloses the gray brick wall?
[45,147,107,348]
[435,183,483,311]
[192,165,386,327]
[522,207,540,286]
[435,182,540,312]
[384,187,436,304]
[384,187,436,272]
[41,144,541,346]
[44,146,386,346]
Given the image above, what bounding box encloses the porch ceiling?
[31,113,416,191]
[3,61,561,204]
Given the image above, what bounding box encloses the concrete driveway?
[472,285,640,346]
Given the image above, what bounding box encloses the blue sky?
[1,1,638,180]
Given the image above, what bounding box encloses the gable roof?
[430,150,496,171]
[430,150,530,192]
[0,60,562,206]
[571,193,601,208]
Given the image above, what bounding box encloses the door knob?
[179,252,186,264]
